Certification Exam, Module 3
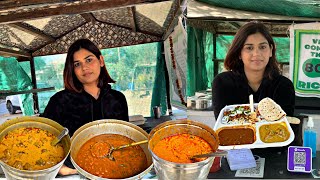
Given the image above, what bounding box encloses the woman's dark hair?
[63,39,115,92]
[224,21,280,79]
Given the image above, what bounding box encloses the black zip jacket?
[212,71,295,119]
[42,84,129,137]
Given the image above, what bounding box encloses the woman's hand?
[58,164,78,176]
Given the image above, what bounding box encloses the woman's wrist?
[58,164,78,176]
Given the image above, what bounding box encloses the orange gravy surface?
[76,134,147,179]
[152,133,213,163]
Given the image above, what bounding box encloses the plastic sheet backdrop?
[0,57,34,115]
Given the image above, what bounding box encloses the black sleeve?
[212,73,234,119]
[117,92,129,121]
[41,94,75,169]
[41,94,63,124]
[273,77,295,116]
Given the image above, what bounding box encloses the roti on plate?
[257,98,286,121]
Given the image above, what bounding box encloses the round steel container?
[70,119,153,180]
[195,97,212,110]
[0,116,71,180]
[148,120,219,180]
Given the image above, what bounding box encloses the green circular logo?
[302,58,320,78]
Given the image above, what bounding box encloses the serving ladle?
[190,150,228,161]
[51,128,69,146]
[91,140,148,160]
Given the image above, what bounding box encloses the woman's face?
[73,48,104,86]
[240,32,272,73]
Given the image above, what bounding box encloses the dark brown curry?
[217,126,256,146]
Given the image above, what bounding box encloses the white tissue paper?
[227,149,257,171]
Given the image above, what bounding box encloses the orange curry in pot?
[76,134,147,179]
[152,133,214,163]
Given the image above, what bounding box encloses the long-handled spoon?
[51,128,69,146]
[91,140,148,160]
[191,150,228,159]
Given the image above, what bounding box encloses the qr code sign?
[238,162,261,175]
[294,152,306,164]
[235,158,265,178]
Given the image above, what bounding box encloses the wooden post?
[30,57,39,114]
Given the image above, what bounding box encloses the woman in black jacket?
[42,39,129,175]
[212,21,295,119]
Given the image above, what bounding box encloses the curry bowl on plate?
[0,116,71,180]
[258,121,290,143]
[216,125,256,146]
[70,119,152,180]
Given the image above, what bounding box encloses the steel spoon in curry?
[191,150,228,159]
[91,140,148,161]
[51,128,69,146]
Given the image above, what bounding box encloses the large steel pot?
[70,119,153,180]
[148,120,219,180]
[0,116,71,180]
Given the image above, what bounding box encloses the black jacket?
[212,71,295,119]
[42,84,129,137]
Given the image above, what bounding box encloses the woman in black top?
[212,21,295,119]
[42,39,129,175]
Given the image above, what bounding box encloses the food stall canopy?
[187,0,320,35]
[189,0,320,19]
[0,0,183,58]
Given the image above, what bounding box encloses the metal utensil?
[191,151,228,159]
[51,127,69,146]
[107,139,148,160]
[91,139,149,160]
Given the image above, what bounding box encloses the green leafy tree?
[102,43,157,91]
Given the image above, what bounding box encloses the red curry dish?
[152,133,214,163]
[76,134,147,179]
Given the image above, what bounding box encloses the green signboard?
[290,25,320,98]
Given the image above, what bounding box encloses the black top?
[42,84,129,136]
[42,84,128,169]
[212,71,295,119]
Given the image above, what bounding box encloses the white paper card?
[235,157,265,178]
[227,149,256,171]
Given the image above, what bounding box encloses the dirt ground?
[123,90,153,116]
